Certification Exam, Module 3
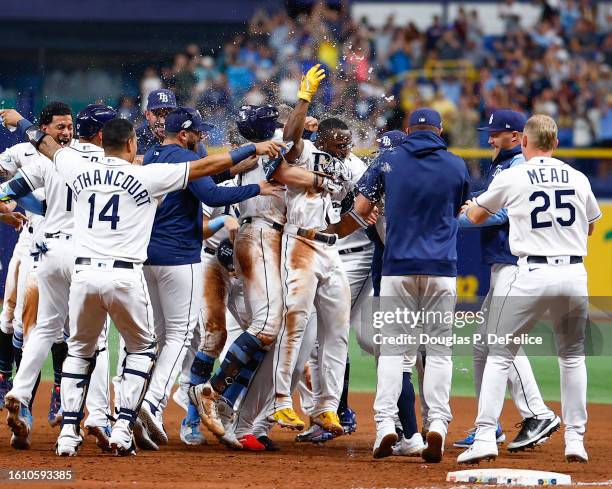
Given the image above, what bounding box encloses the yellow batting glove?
[297,63,326,103]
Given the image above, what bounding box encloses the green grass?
[23,319,612,405]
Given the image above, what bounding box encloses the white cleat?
[139,401,168,445]
[565,439,588,463]
[392,432,425,457]
[217,400,242,450]
[457,440,498,464]
[109,421,137,456]
[373,424,398,459]
[133,418,159,451]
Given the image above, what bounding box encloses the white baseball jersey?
[53,147,189,263]
[237,156,286,224]
[0,142,46,242]
[285,139,340,230]
[475,156,601,257]
[20,141,103,236]
[336,153,371,251]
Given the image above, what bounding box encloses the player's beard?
[186,140,196,152]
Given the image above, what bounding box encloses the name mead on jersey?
[71,169,151,206]
[527,167,569,185]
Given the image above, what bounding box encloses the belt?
[527,256,583,265]
[241,216,284,232]
[338,245,371,255]
[203,247,216,256]
[296,227,337,246]
[75,257,134,269]
[45,232,72,241]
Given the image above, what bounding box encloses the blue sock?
[338,354,350,413]
[12,332,23,372]
[186,403,200,423]
[397,372,418,438]
[190,351,215,385]
[210,332,263,395]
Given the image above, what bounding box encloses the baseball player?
[135,107,278,449]
[267,65,357,436]
[188,95,347,440]
[354,108,470,461]
[1,105,117,451]
[136,89,177,155]
[457,114,600,464]
[455,109,560,452]
[1,113,284,456]
[0,103,76,448]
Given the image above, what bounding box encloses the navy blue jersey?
[357,131,470,277]
[143,144,260,266]
[477,146,523,266]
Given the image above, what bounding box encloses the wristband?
[348,209,369,229]
[207,215,228,234]
[25,124,47,150]
[229,143,256,165]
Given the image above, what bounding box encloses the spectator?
[140,67,162,112]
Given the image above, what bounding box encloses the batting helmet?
[236,104,282,142]
[76,104,118,139]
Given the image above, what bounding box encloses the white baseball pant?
[374,275,456,433]
[475,261,588,445]
[473,263,554,420]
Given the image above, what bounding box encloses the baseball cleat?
[257,435,279,452]
[457,440,498,464]
[267,408,305,431]
[55,439,81,457]
[0,373,12,410]
[454,423,505,448]
[217,400,242,449]
[565,439,588,463]
[179,417,207,446]
[421,429,445,463]
[507,416,560,452]
[373,425,398,459]
[239,434,265,451]
[6,395,32,448]
[172,385,190,412]
[48,384,63,428]
[133,418,159,451]
[338,407,357,434]
[109,421,137,456]
[188,382,224,437]
[392,432,425,457]
[295,424,335,443]
[86,425,112,452]
[139,400,168,445]
[56,425,83,457]
[312,411,343,436]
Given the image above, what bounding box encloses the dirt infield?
[1,382,610,489]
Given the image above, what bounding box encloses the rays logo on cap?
[181,120,192,129]
[419,117,426,123]
[158,92,169,103]
[381,136,391,147]
[489,114,494,124]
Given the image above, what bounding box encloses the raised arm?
[283,64,325,163]
[0,109,62,161]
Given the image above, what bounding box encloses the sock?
[337,355,350,413]
[190,351,215,385]
[186,402,200,423]
[221,349,266,408]
[397,372,418,438]
[29,372,41,411]
[210,332,263,396]
[12,332,23,372]
[51,342,68,387]
[0,329,14,375]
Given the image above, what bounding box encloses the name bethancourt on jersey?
[526,167,570,185]
[70,169,151,206]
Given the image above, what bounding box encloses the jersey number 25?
[529,189,575,229]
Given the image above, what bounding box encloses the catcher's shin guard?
[60,354,97,432]
[117,343,157,427]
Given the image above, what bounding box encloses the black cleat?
[507,416,560,452]
[257,435,280,452]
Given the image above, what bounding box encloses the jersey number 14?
[529,189,575,229]
[87,194,120,230]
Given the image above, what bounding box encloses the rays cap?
[409,108,442,129]
[379,130,406,150]
[165,107,214,133]
[478,109,527,132]
[147,89,177,111]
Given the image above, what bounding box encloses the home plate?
[447,468,571,485]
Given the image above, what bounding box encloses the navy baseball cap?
[478,109,526,132]
[409,108,442,129]
[165,107,214,133]
[379,130,406,150]
[147,89,177,111]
